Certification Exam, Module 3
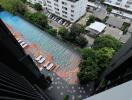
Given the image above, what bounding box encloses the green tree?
[0,0,26,15]
[25,12,48,28]
[70,24,85,36]
[100,0,105,4]
[81,48,95,60]
[63,95,69,100]
[75,36,88,48]
[93,35,122,51]
[58,26,69,39]
[86,15,96,26]
[21,0,27,3]
[78,47,116,84]
[33,3,42,11]
[107,6,112,13]
[48,28,57,36]
[96,47,115,70]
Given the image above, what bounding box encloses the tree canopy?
[0,0,26,15]
[93,35,122,51]
[24,12,48,28]
[33,3,42,11]
[78,35,122,84]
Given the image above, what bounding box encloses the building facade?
[105,0,132,12]
[27,0,87,22]
[0,19,50,99]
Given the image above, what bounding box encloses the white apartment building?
[27,0,46,8]
[46,0,87,22]
[105,0,132,12]
[27,0,87,23]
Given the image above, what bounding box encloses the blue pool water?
[0,11,80,70]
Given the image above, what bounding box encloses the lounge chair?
[46,63,54,70]
[38,57,46,64]
[18,39,23,43]
[39,67,43,71]
[35,55,43,61]
[22,43,28,48]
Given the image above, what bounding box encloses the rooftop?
[106,16,125,28]
[93,8,108,20]
[103,26,123,40]
[84,80,132,100]
[86,21,106,33]
[128,23,132,33]
[120,33,131,43]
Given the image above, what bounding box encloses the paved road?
[41,69,94,100]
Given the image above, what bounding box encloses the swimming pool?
[0,11,81,70]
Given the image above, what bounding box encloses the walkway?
[42,69,94,100]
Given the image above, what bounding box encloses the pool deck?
[7,24,80,85]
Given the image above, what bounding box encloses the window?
[71,10,74,13]
[62,15,67,18]
[54,3,58,6]
[70,18,74,21]
[62,1,67,5]
[71,5,74,8]
[54,0,58,2]
[55,7,59,11]
[47,0,51,4]
[48,5,52,7]
[55,11,60,15]
[62,6,67,10]
[71,14,74,17]
[62,11,67,14]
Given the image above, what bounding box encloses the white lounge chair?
[22,43,28,48]
[18,39,23,43]
[38,57,46,64]
[35,55,43,61]
[46,63,54,70]
[39,67,43,71]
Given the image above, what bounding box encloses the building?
[106,16,125,28]
[84,80,132,100]
[0,19,50,99]
[128,23,132,34]
[27,0,46,8]
[93,7,108,21]
[27,0,87,23]
[103,26,123,40]
[105,0,132,13]
[85,21,106,37]
[45,0,87,22]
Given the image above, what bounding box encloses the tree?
[96,47,115,70]
[48,28,57,36]
[78,58,100,83]
[70,24,85,36]
[93,35,122,51]
[63,95,69,100]
[81,48,95,60]
[33,3,42,11]
[58,26,69,39]
[100,0,105,4]
[21,0,27,3]
[75,36,88,48]
[0,0,26,15]
[107,6,112,13]
[25,12,48,28]
[86,15,96,26]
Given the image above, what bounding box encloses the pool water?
[0,11,81,70]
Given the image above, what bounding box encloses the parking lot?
[46,12,72,30]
